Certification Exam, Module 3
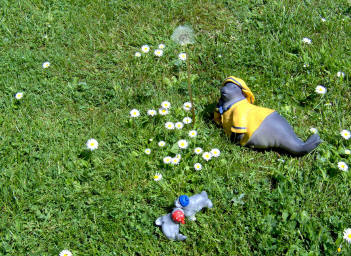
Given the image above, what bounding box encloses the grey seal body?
[219,82,321,156]
[155,213,187,241]
[175,191,213,221]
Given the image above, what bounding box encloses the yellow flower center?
[337,247,341,252]
[348,234,351,239]
[90,143,95,146]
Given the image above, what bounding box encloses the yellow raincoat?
[214,76,275,146]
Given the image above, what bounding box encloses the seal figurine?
[214,76,321,155]
[174,191,213,221]
[155,208,187,241]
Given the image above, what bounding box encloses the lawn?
[0,0,350,255]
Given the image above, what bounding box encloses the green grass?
[1,0,351,255]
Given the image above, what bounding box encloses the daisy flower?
[183,117,192,124]
[135,52,141,57]
[338,162,348,172]
[59,250,72,256]
[147,109,157,116]
[302,37,312,44]
[141,45,150,53]
[144,148,151,155]
[343,228,351,243]
[163,156,172,164]
[321,17,326,22]
[171,25,195,46]
[309,127,318,134]
[86,138,98,151]
[158,108,169,115]
[315,85,327,95]
[158,43,165,49]
[337,71,345,78]
[188,130,197,138]
[202,152,212,161]
[161,101,171,109]
[210,148,221,157]
[154,49,163,57]
[15,92,23,100]
[325,102,332,106]
[153,173,163,181]
[130,109,140,117]
[178,52,187,61]
[303,64,309,68]
[194,163,202,171]
[194,147,203,155]
[345,149,350,155]
[183,102,192,111]
[158,141,166,147]
[165,122,175,130]
[175,154,181,160]
[171,157,180,165]
[178,139,188,149]
[341,130,351,140]
[42,61,50,68]
[175,122,184,129]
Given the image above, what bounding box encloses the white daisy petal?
[341,130,350,140]
[183,102,192,111]
[183,117,192,124]
[171,157,180,165]
[141,45,150,53]
[178,52,187,61]
[210,148,221,157]
[343,228,351,243]
[15,92,24,100]
[86,138,98,151]
[177,139,188,149]
[194,147,203,155]
[130,109,140,117]
[158,108,169,115]
[154,49,163,57]
[165,122,175,130]
[194,163,202,171]
[59,250,73,256]
[188,130,197,138]
[158,141,166,147]
[202,152,212,161]
[302,37,312,44]
[338,161,348,172]
[161,101,171,109]
[42,61,50,68]
[315,85,327,95]
[175,122,184,130]
[153,173,163,181]
[309,128,318,134]
[163,156,172,164]
[147,109,157,116]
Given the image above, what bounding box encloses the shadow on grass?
[78,149,92,160]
